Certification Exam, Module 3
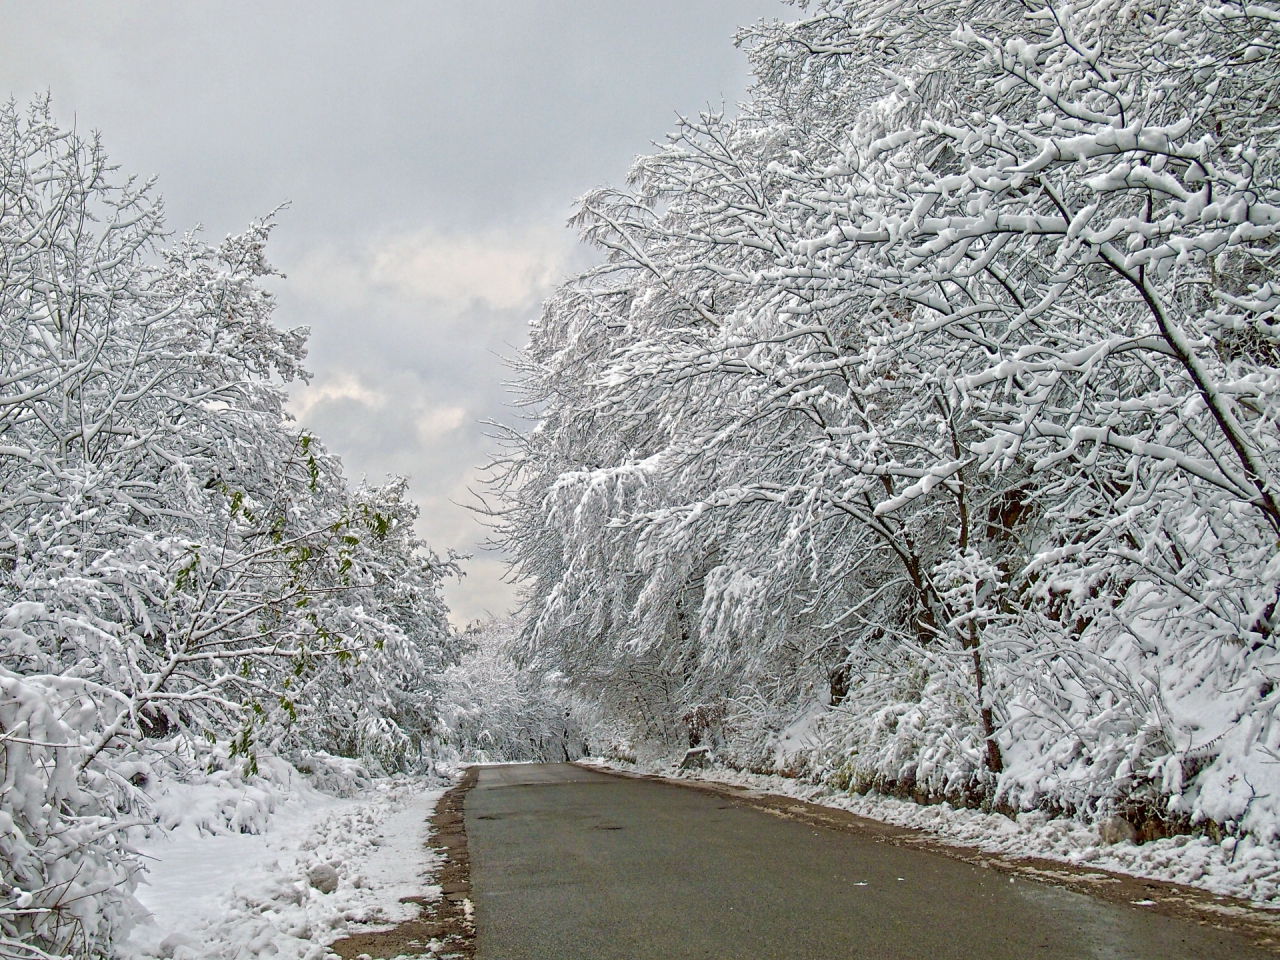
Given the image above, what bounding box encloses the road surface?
[465,763,1270,960]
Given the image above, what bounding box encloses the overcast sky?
[0,0,789,622]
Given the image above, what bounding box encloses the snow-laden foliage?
[0,99,457,958]
[437,618,586,765]
[493,0,1280,842]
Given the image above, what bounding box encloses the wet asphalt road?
[464,763,1272,960]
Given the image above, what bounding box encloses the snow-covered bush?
[493,0,1280,842]
[289,752,373,799]
[0,98,457,958]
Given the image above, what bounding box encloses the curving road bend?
[465,763,1271,960]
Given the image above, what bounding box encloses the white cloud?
[370,230,567,310]
[290,372,386,420]
[289,225,572,313]
[289,374,468,455]
[416,405,467,442]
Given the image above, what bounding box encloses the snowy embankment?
[583,758,1280,909]
[122,759,444,960]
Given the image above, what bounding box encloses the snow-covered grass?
[121,760,445,960]
[584,758,1280,909]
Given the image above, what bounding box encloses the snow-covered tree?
[437,617,585,764]
[495,0,1280,840]
[0,98,457,958]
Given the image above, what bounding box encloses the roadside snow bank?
[123,767,444,960]
[584,759,1280,908]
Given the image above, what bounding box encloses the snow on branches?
[0,99,457,957]
[494,1,1280,843]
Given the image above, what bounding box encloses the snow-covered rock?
[306,864,340,894]
[1099,817,1138,846]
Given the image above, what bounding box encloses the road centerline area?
[466,763,1269,960]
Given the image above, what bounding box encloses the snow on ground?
[583,758,1280,908]
[122,766,445,960]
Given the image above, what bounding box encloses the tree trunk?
[966,620,1003,775]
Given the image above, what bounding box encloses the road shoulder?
[330,769,478,960]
